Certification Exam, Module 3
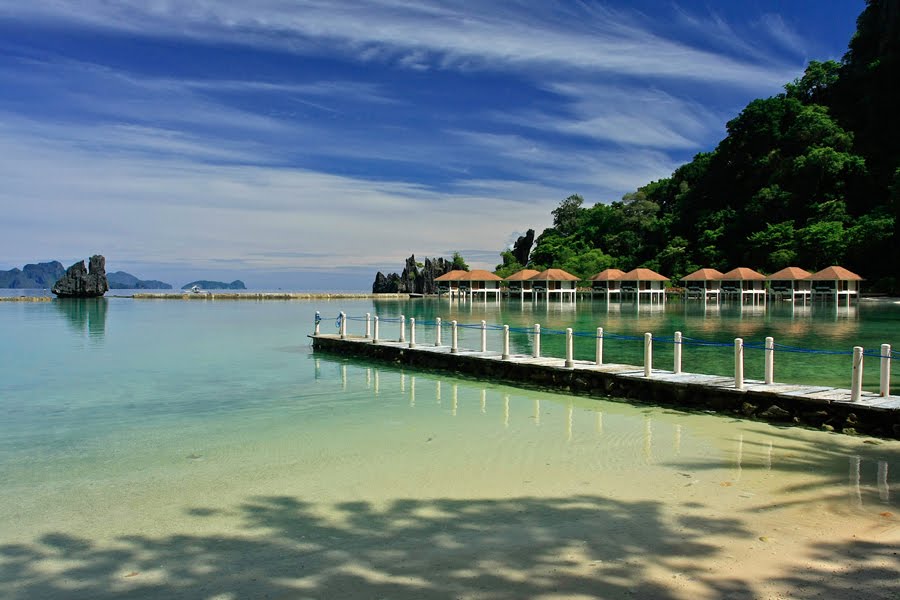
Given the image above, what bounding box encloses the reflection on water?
[54,298,107,338]
[313,353,899,513]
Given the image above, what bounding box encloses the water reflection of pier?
[314,357,895,510]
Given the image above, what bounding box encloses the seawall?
[131,292,409,300]
[312,334,900,440]
[0,296,52,302]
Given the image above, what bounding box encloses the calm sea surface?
[1,296,898,598]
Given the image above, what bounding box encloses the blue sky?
[0,1,864,290]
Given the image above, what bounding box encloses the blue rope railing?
[319,313,898,361]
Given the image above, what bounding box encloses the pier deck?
[311,334,900,439]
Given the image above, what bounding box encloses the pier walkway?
[312,326,900,439]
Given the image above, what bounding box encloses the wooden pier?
[311,332,900,440]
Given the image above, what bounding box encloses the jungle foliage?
[511,1,900,292]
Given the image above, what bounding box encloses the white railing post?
[673,331,682,374]
[765,336,774,384]
[409,317,416,348]
[340,311,347,339]
[435,317,442,346]
[480,320,487,353]
[451,320,458,354]
[734,338,744,390]
[365,312,371,338]
[399,315,406,343]
[373,316,379,343]
[502,325,510,360]
[644,332,652,377]
[564,328,574,368]
[851,346,864,402]
[314,311,321,335]
[533,324,541,358]
[880,344,891,397]
[595,327,603,365]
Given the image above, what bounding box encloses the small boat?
[409,293,424,298]
[190,285,202,293]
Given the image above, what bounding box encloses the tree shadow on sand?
[1,493,760,599]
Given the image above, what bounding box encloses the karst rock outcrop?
[372,255,455,294]
[51,255,110,298]
[512,229,535,266]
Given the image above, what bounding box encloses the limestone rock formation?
[52,255,110,298]
[372,271,401,293]
[373,254,455,294]
[512,229,535,266]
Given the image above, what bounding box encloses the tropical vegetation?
[502,0,899,292]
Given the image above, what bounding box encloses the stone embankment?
[132,292,409,300]
[0,296,53,302]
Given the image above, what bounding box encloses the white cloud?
[492,83,725,150]
[0,1,804,89]
[0,120,553,276]
[446,131,679,198]
[757,13,810,59]
[0,0,828,286]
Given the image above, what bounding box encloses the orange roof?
[681,268,724,281]
[809,266,863,281]
[590,268,625,281]
[619,268,669,282]
[505,269,541,281]
[456,269,502,281]
[529,268,580,281]
[767,266,811,281]
[434,270,467,281]
[720,267,766,281]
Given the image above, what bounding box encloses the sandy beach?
[2,395,897,600]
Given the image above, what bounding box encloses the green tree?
[796,221,847,268]
[450,252,469,271]
[561,248,616,279]
[784,60,840,104]
[495,1,899,291]
[747,221,797,271]
[551,194,584,236]
[495,250,524,279]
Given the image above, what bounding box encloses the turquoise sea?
[1,295,898,599]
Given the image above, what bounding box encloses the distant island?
[181,280,246,290]
[1,261,171,290]
[0,261,65,288]
[108,271,172,290]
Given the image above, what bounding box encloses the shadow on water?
[53,298,107,338]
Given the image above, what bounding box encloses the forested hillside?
[501,0,899,292]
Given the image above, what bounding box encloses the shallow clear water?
[364,296,900,389]
[1,297,898,599]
